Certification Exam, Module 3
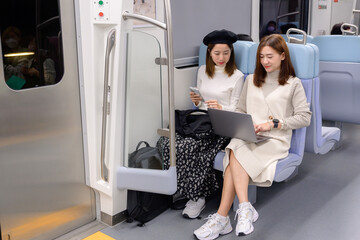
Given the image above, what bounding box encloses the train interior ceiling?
[1,0,360,239]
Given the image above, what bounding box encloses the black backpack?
[126,190,172,226]
[126,141,172,226]
[175,109,212,137]
[128,141,162,169]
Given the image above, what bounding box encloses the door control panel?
[93,0,109,21]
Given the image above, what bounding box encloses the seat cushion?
[214,151,302,183]
[213,151,225,171]
[274,153,302,182]
[316,126,341,155]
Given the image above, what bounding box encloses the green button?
[99,0,104,5]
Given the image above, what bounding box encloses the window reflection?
[0,0,64,90]
[260,0,309,40]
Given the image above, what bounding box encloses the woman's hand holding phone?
[189,87,204,105]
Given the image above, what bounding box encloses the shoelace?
[204,214,221,227]
[234,207,252,223]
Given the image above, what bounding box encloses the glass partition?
[124,30,164,168]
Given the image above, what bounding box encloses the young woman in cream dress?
[194,34,311,240]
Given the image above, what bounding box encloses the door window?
[0,0,64,90]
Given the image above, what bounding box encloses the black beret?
[203,29,238,45]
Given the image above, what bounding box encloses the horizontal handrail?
[36,16,60,30]
[122,11,166,30]
[277,11,300,20]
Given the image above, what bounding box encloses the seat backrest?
[312,36,360,123]
[248,42,315,158]
[285,43,315,157]
[311,36,360,63]
[198,41,256,75]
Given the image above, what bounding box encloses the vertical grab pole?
[101,29,116,182]
[164,0,176,167]
[122,2,175,167]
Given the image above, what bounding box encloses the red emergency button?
[99,12,104,17]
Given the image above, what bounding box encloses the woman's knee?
[224,164,232,177]
[229,150,239,166]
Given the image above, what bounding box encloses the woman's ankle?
[216,211,228,218]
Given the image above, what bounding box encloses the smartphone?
[189,86,204,101]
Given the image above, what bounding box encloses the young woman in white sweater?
[194,34,311,239]
[181,30,244,219]
[190,31,244,111]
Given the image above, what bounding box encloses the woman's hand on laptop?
[205,100,222,110]
[254,122,271,133]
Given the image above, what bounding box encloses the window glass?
[260,0,309,40]
[0,0,64,90]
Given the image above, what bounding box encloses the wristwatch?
[273,119,279,128]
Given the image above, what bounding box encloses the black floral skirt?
[157,131,229,201]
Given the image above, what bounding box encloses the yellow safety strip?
[82,231,116,240]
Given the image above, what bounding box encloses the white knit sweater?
[195,65,244,111]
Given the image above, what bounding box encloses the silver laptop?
[208,108,271,143]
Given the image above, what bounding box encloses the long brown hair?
[205,43,237,78]
[254,34,295,87]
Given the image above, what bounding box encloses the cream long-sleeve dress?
[223,71,311,187]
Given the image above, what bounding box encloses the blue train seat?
[311,35,360,124]
[279,42,341,155]
[288,42,340,154]
[304,75,341,154]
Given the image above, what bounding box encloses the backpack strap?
[135,141,150,150]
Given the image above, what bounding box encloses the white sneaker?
[182,197,205,219]
[235,202,259,236]
[194,213,233,240]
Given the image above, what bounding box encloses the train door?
[0,0,95,239]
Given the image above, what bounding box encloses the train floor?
[61,123,360,240]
